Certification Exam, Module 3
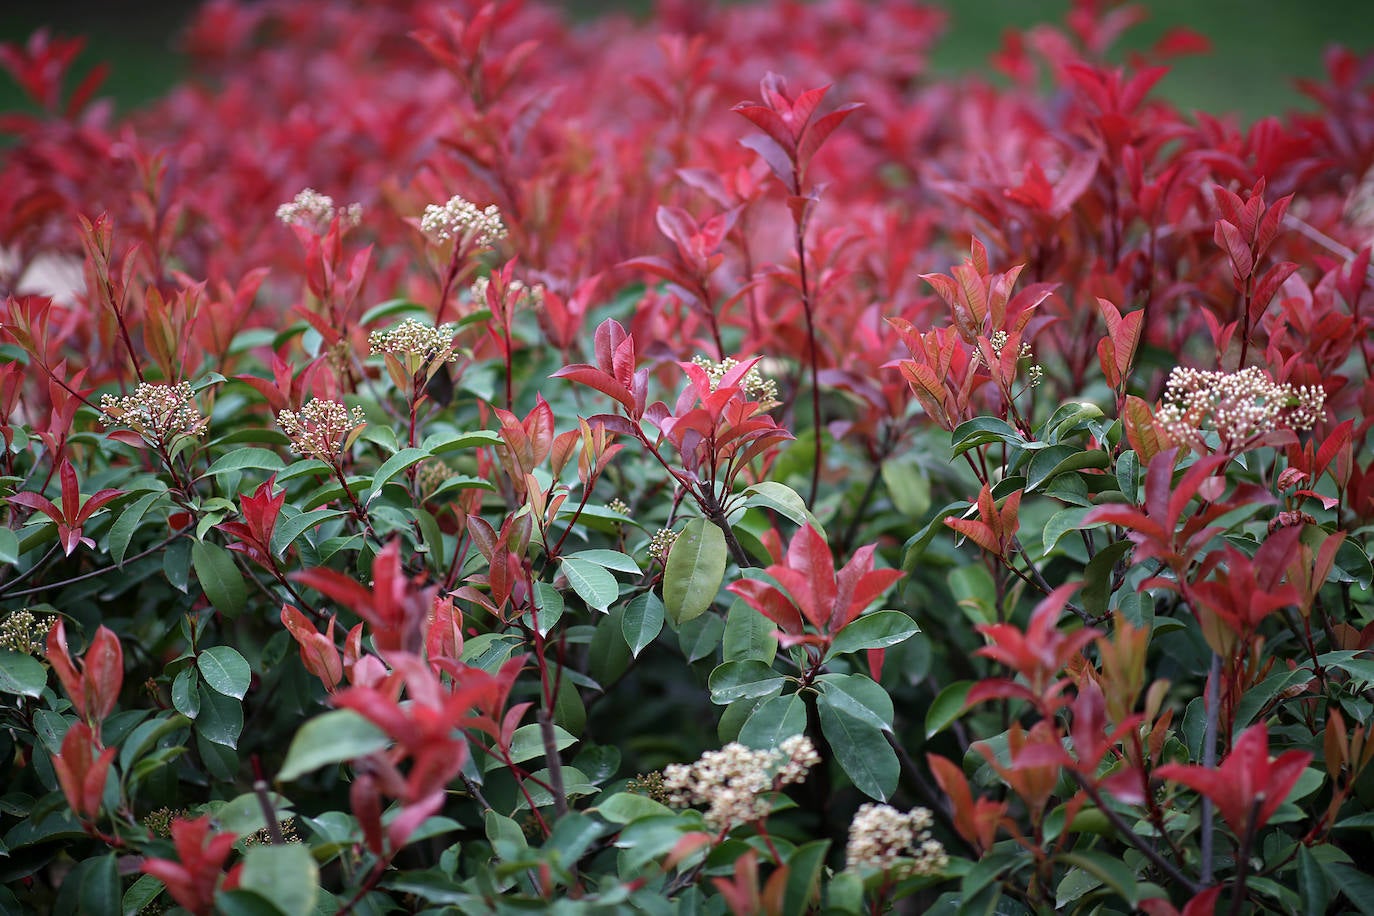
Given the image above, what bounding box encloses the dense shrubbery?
[3,0,1374,912]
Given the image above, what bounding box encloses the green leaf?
[926,680,973,738]
[363,447,429,505]
[424,429,502,454]
[1320,860,1374,916]
[678,613,724,664]
[195,685,243,749]
[880,459,931,517]
[817,697,897,801]
[0,649,47,698]
[192,540,247,617]
[493,723,578,770]
[1056,850,1138,907]
[123,874,164,916]
[1041,506,1098,554]
[595,792,674,824]
[269,508,349,557]
[200,447,285,479]
[198,646,252,700]
[1041,401,1104,444]
[79,852,120,916]
[1319,650,1374,688]
[708,660,785,705]
[1081,540,1132,617]
[817,672,894,732]
[951,417,1026,457]
[560,557,620,613]
[663,517,727,624]
[1299,845,1332,916]
[172,667,200,719]
[1232,666,1313,734]
[621,593,664,658]
[723,598,778,664]
[738,482,818,529]
[106,488,168,565]
[360,297,426,325]
[278,709,390,781]
[738,692,807,751]
[239,844,318,916]
[1026,445,1110,493]
[566,549,642,575]
[0,527,18,564]
[542,811,608,867]
[826,611,918,659]
[782,840,829,916]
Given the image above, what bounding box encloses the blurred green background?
[1,0,1371,119]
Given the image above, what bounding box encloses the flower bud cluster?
[369,318,460,366]
[470,276,544,310]
[99,382,209,445]
[689,355,780,405]
[275,188,362,232]
[646,527,679,563]
[1156,366,1325,450]
[662,735,820,831]
[277,399,366,461]
[0,609,52,655]
[421,195,507,247]
[844,803,947,875]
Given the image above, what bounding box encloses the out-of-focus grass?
[1,1,1371,120]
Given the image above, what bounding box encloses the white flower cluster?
[689,355,780,404]
[469,276,544,309]
[844,803,947,875]
[277,399,366,461]
[0,609,52,655]
[99,382,209,445]
[662,736,820,831]
[1156,366,1325,450]
[275,188,362,232]
[420,195,507,247]
[369,319,460,363]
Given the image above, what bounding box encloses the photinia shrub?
[1,0,1373,913]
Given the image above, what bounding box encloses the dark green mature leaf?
[783,840,829,915]
[596,792,674,824]
[1320,860,1374,916]
[279,710,389,781]
[200,448,285,478]
[239,844,319,916]
[826,610,918,659]
[197,646,251,700]
[739,481,818,529]
[270,507,349,557]
[1081,540,1132,617]
[708,660,785,705]
[1025,445,1109,493]
[621,593,664,658]
[738,692,807,750]
[192,540,246,617]
[363,446,429,505]
[817,672,894,731]
[0,649,46,698]
[951,417,1027,457]
[561,557,620,613]
[1232,666,1313,734]
[78,852,120,916]
[663,518,727,624]
[1056,851,1138,907]
[926,680,973,738]
[818,697,897,800]
[723,598,778,664]
[195,685,243,749]
[1299,845,1332,916]
[678,613,725,663]
[106,488,168,564]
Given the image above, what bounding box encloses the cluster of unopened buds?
[0,609,52,655]
[275,187,362,233]
[99,382,209,446]
[972,330,1043,386]
[1155,366,1325,452]
[646,527,678,563]
[470,276,545,311]
[662,735,821,831]
[844,803,948,876]
[420,195,507,248]
[277,399,366,462]
[369,318,460,377]
[689,355,780,405]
